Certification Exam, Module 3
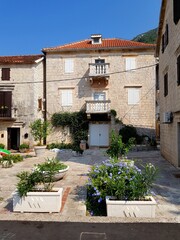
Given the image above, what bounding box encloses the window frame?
[1,68,10,81]
[177,55,180,86]
[164,73,168,97]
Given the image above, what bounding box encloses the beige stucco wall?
[46,50,156,142]
[158,0,180,166]
[0,61,44,148]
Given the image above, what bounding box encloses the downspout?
[43,52,47,145]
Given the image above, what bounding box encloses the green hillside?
[132,28,158,44]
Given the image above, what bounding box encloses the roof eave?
[43,45,155,54]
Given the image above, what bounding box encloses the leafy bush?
[16,158,68,197]
[35,157,67,172]
[106,131,135,159]
[19,143,29,149]
[51,110,88,146]
[0,143,5,149]
[119,125,143,144]
[1,154,23,163]
[86,159,158,216]
[47,142,73,150]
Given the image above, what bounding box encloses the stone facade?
[156,0,180,167]
[0,37,156,149]
[0,56,44,149]
[45,44,156,144]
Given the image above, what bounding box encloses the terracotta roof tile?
[43,38,155,52]
[0,55,44,64]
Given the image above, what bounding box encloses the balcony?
[0,107,16,121]
[89,63,110,77]
[86,100,111,114]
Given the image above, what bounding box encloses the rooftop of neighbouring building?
[0,55,44,65]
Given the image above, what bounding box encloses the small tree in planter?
[106,130,135,159]
[13,158,66,213]
[30,119,50,156]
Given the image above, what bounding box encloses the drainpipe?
[43,52,47,145]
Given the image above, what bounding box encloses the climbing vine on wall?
[51,110,89,145]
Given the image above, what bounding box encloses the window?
[128,88,140,105]
[161,24,169,53]
[64,59,74,73]
[125,57,136,71]
[173,0,180,25]
[177,55,180,85]
[1,68,10,80]
[93,92,106,101]
[156,64,159,90]
[0,91,12,117]
[61,89,73,106]
[164,73,168,97]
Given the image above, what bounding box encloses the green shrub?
[47,142,73,150]
[119,125,143,144]
[106,131,135,159]
[19,143,29,149]
[1,154,23,163]
[0,143,5,149]
[51,110,88,146]
[16,158,68,197]
[86,159,158,216]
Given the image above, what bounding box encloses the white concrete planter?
[13,187,63,213]
[34,146,46,156]
[53,165,69,181]
[106,196,156,218]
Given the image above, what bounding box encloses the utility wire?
[1,63,157,85]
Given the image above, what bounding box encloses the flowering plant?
[86,158,158,216]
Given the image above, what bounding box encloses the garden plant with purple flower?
[86,158,158,216]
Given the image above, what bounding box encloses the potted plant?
[13,157,65,213]
[19,143,29,153]
[86,159,158,217]
[29,119,50,156]
[35,157,69,181]
[106,131,135,159]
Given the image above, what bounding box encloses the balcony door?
[0,91,12,117]
[94,92,106,101]
[93,92,106,112]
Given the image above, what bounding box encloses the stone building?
[0,55,44,149]
[156,0,180,167]
[0,35,156,149]
[43,34,156,147]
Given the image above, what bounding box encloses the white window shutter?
[65,59,74,73]
[61,90,73,106]
[126,57,136,71]
[128,88,140,105]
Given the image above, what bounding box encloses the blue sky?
[0,0,161,56]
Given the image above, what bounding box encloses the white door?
[89,124,109,147]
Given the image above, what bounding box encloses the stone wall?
[158,0,180,166]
